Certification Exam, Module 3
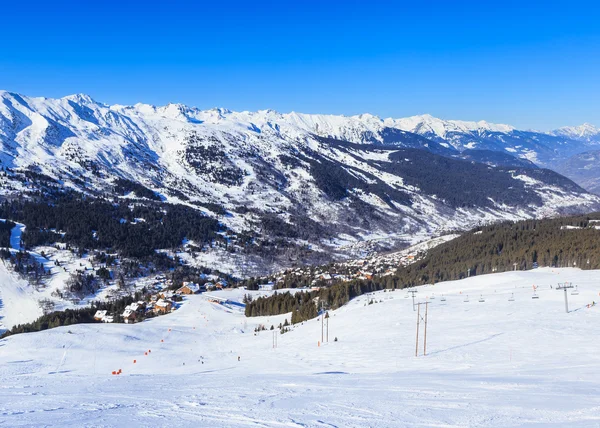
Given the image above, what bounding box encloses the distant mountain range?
[1,90,599,264]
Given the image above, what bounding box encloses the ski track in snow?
[1,268,600,426]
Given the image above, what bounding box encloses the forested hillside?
[0,195,222,258]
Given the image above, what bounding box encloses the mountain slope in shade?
[458,149,539,168]
[556,150,600,195]
[0,90,599,267]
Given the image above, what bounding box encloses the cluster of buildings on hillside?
[247,236,457,290]
[93,280,215,324]
[268,252,420,288]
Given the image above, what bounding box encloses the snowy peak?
[388,114,515,138]
[552,123,600,142]
[61,93,101,105]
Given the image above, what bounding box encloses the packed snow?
[1,268,599,426]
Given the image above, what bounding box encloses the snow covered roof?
[156,299,171,308]
[122,309,134,318]
[180,283,200,292]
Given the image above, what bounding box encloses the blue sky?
[1,0,599,130]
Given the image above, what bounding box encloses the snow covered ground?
[1,268,600,427]
[0,222,109,331]
[0,261,43,332]
[0,222,44,331]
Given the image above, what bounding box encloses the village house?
[154,299,172,314]
[94,310,107,321]
[157,290,172,299]
[177,282,200,295]
[215,281,225,290]
[122,308,136,323]
[121,302,146,323]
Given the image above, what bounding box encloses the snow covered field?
[1,268,600,427]
[0,222,118,331]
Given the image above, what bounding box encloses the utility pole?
[424,302,428,356]
[557,282,574,313]
[415,302,429,356]
[408,289,418,311]
[320,302,324,344]
[415,303,420,357]
[325,312,329,342]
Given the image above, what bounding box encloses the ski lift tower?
[407,289,418,311]
[557,282,574,313]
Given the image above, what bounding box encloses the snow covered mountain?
[551,123,600,143]
[388,114,600,167]
[1,90,599,266]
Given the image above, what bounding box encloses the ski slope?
[0,261,43,332]
[0,222,43,331]
[1,268,600,427]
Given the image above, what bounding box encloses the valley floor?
[1,268,600,427]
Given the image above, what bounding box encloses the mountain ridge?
[4,89,597,142]
[1,89,599,273]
